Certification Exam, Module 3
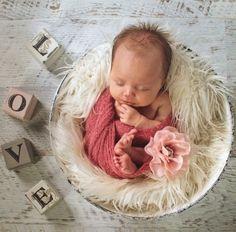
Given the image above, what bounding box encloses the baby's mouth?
[120,100,135,106]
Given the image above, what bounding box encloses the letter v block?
[3,88,38,121]
[27,29,63,69]
[25,180,61,214]
[1,138,35,170]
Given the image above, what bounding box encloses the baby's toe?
[113,156,119,162]
[114,147,123,156]
[123,138,129,145]
[127,135,134,142]
[120,155,128,165]
[114,162,120,168]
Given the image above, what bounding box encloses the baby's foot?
[114,128,137,155]
[114,153,137,175]
[113,129,137,175]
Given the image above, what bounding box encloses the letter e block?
[3,88,38,121]
[1,138,35,170]
[25,180,61,214]
[27,29,63,69]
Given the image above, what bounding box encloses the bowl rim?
[48,45,234,218]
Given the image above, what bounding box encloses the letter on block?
[3,88,38,121]
[25,180,61,214]
[1,138,35,170]
[27,29,63,69]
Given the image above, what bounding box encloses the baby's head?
[109,23,172,107]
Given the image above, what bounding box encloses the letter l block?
[27,29,63,69]
[3,88,38,121]
[25,180,61,214]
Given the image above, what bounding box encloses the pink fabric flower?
[144,126,191,178]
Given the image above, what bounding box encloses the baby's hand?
[115,102,143,127]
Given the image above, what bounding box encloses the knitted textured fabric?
[84,88,173,179]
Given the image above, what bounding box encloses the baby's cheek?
[108,83,114,94]
[109,86,118,100]
[140,94,155,106]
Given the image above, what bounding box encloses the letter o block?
[3,88,38,121]
[25,180,61,214]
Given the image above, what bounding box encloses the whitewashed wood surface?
[0,1,236,231]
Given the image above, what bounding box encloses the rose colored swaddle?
[83,88,173,179]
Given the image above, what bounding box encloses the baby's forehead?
[120,35,162,50]
[114,40,164,65]
[115,36,164,60]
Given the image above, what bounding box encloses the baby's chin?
[116,100,137,107]
[112,97,150,108]
[122,101,149,108]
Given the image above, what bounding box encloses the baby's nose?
[124,87,135,97]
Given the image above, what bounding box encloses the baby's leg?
[113,129,137,175]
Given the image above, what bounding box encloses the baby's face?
[109,42,165,107]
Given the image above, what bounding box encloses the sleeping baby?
[109,23,173,175]
[84,23,174,179]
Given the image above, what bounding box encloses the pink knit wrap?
[84,88,173,179]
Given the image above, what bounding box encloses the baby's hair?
[112,22,172,79]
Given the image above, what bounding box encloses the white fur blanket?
[49,41,233,217]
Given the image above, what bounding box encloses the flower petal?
[150,154,162,164]
[153,130,176,144]
[145,126,191,178]
[149,163,165,177]
[166,156,183,173]
[163,126,178,133]
[162,145,170,157]
[168,140,191,156]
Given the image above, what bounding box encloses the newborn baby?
[109,24,173,175]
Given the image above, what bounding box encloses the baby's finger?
[128,128,138,135]
[119,111,125,118]
[119,105,127,114]
[115,101,121,107]
[116,109,123,116]
[121,104,129,110]
[122,104,132,111]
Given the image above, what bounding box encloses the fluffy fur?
[49,37,233,217]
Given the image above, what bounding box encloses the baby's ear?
[107,76,111,85]
[160,80,167,93]
[107,73,113,84]
[163,81,167,89]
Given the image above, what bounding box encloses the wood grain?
[0,156,235,231]
[0,1,235,231]
[0,0,236,20]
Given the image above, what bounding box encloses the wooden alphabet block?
[1,138,35,170]
[3,88,38,121]
[25,180,61,214]
[27,29,64,69]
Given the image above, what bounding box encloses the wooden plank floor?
[0,1,235,231]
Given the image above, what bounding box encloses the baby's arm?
[154,93,172,121]
[115,93,172,129]
[115,101,157,128]
[138,93,172,128]
[135,115,162,129]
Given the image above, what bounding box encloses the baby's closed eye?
[115,80,124,86]
[135,86,151,91]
